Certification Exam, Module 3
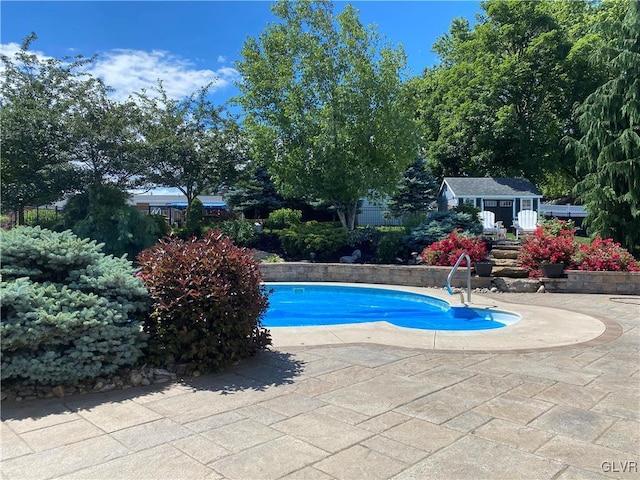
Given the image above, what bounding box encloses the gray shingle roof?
[443,177,542,197]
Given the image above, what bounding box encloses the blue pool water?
[262,284,520,331]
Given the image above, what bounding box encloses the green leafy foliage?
[570,0,640,255]
[266,208,302,230]
[404,211,482,253]
[278,221,349,260]
[0,34,88,224]
[348,227,383,249]
[137,230,271,373]
[136,82,248,209]
[1,34,146,224]
[0,227,148,386]
[23,208,64,231]
[217,218,257,247]
[415,0,611,191]
[237,1,418,230]
[185,197,205,238]
[63,184,164,259]
[454,203,481,220]
[375,231,406,264]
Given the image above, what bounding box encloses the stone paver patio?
[1,291,639,479]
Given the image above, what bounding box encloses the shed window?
[521,199,532,210]
[484,200,497,207]
[500,200,513,207]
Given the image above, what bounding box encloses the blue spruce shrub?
[403,210,483,253]
[0,227,149,386]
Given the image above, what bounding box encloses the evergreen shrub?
[0,227,148,386]
[64,185,163,259]
[266,208,302,230]
[137,230,271,373]
[348,227,383,248]
[404,211,482,253]
[278,221,348,260]
[217,218,257,246]
[185,198,205,237]
[375,231,406,264]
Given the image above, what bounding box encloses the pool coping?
[265,282,622,353]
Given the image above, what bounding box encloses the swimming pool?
[262,284,520,331]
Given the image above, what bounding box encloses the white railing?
[540,204,587,218]
[446,253,471,305]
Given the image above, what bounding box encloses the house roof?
[130,195,225,206]
[442,177,542,197]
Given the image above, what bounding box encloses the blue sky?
[1,1,482,105]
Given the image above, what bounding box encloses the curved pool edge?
[264,282,517,331]
[264,282,614,352]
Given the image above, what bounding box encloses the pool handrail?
[446,252,471,305]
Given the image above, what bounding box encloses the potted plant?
[517,220,578,278]
[474,259,494,277]
[540,260,565,278]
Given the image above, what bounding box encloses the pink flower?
[421,233,488,266]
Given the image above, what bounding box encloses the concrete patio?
[1,292,639,479]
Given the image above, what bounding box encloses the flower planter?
[474,261,494,277]
[541,263,565,278]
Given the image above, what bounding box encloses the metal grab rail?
[446,253,471,305]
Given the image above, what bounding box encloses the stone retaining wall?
[543,270,640,295]
[260,262,492,289]
[260,263,640,295]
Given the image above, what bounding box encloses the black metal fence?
[355,206,432,227]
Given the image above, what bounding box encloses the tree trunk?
[336,201,359,231]
[17,206,25,226]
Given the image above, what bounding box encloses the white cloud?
[88,49,240,102]
[130,187,183,196]
[1,42,240,102]
[217,55,227,63]
[0,42,51,69]
[0,42,26,58]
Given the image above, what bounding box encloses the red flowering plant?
[572,236,640,271]
[518,220,578,278]
[420,233,488,266]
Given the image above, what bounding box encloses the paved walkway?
[1,292,639,479]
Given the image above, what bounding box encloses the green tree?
[415,0,609,196]
[386,157,439,218]
[236,0,418,230]
[184,197,205,237]
[0,34,88,223]
[569,0,640,254]
[137,82,247,212]
[68,79,147,191]
[63,184,162,259]
[225,166,286,218]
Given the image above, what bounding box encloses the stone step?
[491,266,529,278]
[489,249,519,260]
[489,258,521,267]
[490,243,521,251]
[493,277,541,293]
